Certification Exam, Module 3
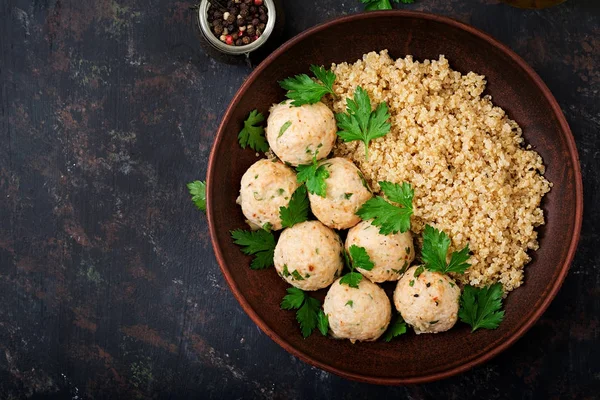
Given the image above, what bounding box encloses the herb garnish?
[421,225,471,274]
[356,181,414,235]
[238,110,269,152]
[296,156,330,198]
[382,314,407,342]
[279,185,309,228]
[281,287,329,338]
[339,245,375,288]
[335,86,391,160]
[360,0,414,10]
[279,65,336,106]
[230,228,275,270]
[458,283,505,332]
[187,180,206,212]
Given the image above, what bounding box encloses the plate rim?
[206,10,584,385]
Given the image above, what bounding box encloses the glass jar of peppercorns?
[197,0,284,65]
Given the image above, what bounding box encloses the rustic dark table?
[1,0,598,398]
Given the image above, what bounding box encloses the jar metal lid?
[198,0,277,56]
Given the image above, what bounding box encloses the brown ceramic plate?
[206,11,583,384]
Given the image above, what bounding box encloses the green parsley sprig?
[279,185,309,228]
[238,110,269,152]
[356,181,414,235]
[296,156,330,198]
[339,245,375,288]
[230,228,276,270]
[360,0,414,10]
[458,283,505,332]
[187,180,206,212]
[421,225,471,274]
[279,65,336,107]
[335,86,391,160]
[382,314,407,342]
[281,287,329,338]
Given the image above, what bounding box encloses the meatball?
[308,158,372,230]
[323,277,392,343]
[238,159,299,231]
[393,266,461,334]
[265,100,336,166]
[346,220,415,283]
[274,221,343,291]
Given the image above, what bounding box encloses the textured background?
[0,0,598,398]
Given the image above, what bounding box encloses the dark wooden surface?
[0,0,598,398]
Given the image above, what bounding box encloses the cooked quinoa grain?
[329,51,551,292]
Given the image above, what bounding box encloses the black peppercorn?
[227,24,234,32]
[232,32,239,40]
[235,38,243,46]
[213,25,224,35]
[259,6,266,14]
[214,10,223,19]
[258,22,265,30]
[227,0,234,7]
[259,14,267,23]
[249,6,256,13]
[252,18,259,26]
[226,14,235,24]
[242,36,250,44]
[240,8,249,18]
[246,25,255,36]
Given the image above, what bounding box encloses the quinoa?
[329,50,551,293]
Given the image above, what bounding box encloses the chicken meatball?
[323,277,392,343]
[308,158,372,230]
[394,266,461,334]
[238,159,299,231]
[346,220,415,283]
[265,100,336,166]
[274,221,343,291]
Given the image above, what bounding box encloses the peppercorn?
[240,8,249,18]
[235,38,243,46]
[227,24,234,32]
[249,6,256,13]
[259,14,267,23]
[227,1,234,7]
[213,24,224,35]
[252,18,259,26]
[246,25,255,36]
[214,10,223,19]
[226,14,235,24]
[242,36,250,44]
[232,32,239,40]
[259,6,266,14]
[258,22,265,30]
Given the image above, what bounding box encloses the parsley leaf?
[356,181,414,235]
[187,180,206,212]
[339,272,363,288]
[296,157,330,198]
[360,0,412,9]
[458,284,505,332]
[279,185,309,228]
[280,287,305,309]
[238,110,269,152]
[335,86,391,160]
[230,228,276,270]
[348,245,375,271]
[339,245,376,288]
[421,225,471,274]
[281,288,324,338]
[279,65,336,106]
[317,310,329,336]
[382,315,407,342]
